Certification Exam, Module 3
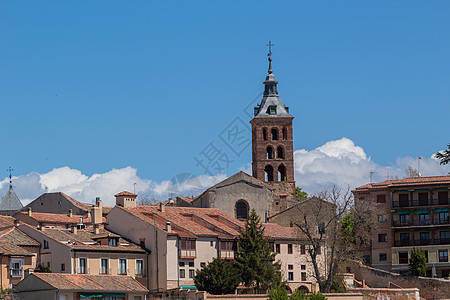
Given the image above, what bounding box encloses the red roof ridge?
[114,191,137,197]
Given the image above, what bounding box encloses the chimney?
[68,209,73,218]
[159,202,165,212]
[94,224,100,235]
[95,197,102,208]
[166,221,172,233]
[87,210,91,219]
[27,207,32,217]
[279,193,288,210]
[71,225,77,235]
[92,197,103,225]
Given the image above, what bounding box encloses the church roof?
[0,185,23,211]
[253,57,293,119]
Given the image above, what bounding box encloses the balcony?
[10,269,23,277]
[393,220,412,227]
[413,219,432,226]
[393,218,450,227]
[179,249,196,259]
[395,239,450,247]
[392,198,450,208]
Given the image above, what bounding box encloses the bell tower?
[250,53,296,200]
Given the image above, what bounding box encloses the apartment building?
[353,175,450,277]
[107,197,325,293]
[18,224,149,288]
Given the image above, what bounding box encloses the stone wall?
[350,261,450,300]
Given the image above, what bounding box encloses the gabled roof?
[16,211,105,224]
[14,273,148,293]
[0,215,15,229]
[0,185,23,211]
[192,171,274,202]
[25,192,92,212]
[0,241,33,256]
[0,227,40,247]
[354,175,450,192]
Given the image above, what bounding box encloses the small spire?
[265,40,275,75]
[268,57,273,74]
[7,167,13,186]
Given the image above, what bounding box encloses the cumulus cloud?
[294,138,450,194]
[1,138,448,207]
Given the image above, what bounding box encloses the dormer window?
[109,238,118,246]
[267,105,277,115]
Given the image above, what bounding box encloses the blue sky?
[1,1,449,204]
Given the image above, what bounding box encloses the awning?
[414,209,430,214]
[414,189,429,192]
[434,188,449,191]
[180,285,197,290]
[434,208,450,213]
[394,210,410,214]
[104,294,126,297]
[80,293,103,298]
[416,229,431,232]
[393,190,409,193]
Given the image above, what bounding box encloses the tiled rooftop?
[0,227,40,247]
[0,215,15,229]
[0,241,33,256]
[354,175,450,191]
[17,211,105,224]
[114,191,137,197]
[23,273,148,292]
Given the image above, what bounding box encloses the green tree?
[409,247,427,277]
[341,208,355,246]
[194,257,240,294]
[268,285,288,300]
[235,209,282,293]
[436,144,450,165]
[295,187,308,201]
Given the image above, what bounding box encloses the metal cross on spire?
[7,167,13,184]
[266,40,274,57]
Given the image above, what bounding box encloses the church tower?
[250,54,296,200]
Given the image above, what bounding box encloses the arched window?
[267,146,274,159]
[277,146,284,159]
[282,127,287,140]
[271,128,278,140]
[278,165,286,182]
[265,165,274,182]
[263,128,267,141]
[235,201,249,220]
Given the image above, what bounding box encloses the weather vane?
[7,166,13,184]
[266,40,274,57]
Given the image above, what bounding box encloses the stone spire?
[0,185,23,211]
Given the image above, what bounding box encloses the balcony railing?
[393,218,450,227]
[395,239,450,247]
[179,249,196,259]
[77,267,89,274]
[99,268,111,275]
[393,220,412,227]
[118,268,130,276]
[10,269,23,277]
[135,269,146,277]
[392,198,450,208]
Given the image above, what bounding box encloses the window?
[101,259,108,274]
[271,128,278,140]
[376,195,386,203]
[288,272,294,281]
[288,264,293,270]
[399,252,408,264]
[418,192,428,206]
[179,261,185,267]
[189,269,195,278]
[236,201,249,220]
[439,250,448,262]
[79,258,87,274]
[420,232,430,242]
[440,231,450,241]
[424,250,429,263]
[278,165,286,182]
[267,146,274,159]
[301,272,307,281]
[301,265,306,270]
[438,191,448,205]
[378,234,387,243]
[400,233,410,241]
[318,223,326,236]
[188,261,194,267]
[379,253,387,261]
[265,165,274,182]
[109,238,118,246]
[398,194,409,207]
[399,214,410,225]
[268,106,277,115]
[43,240,49,249]
[440,212,449,224]
[288,244,293,254]
[301,245,306,255]
[378,215,387,223]
[136,259,144,276]
[119,259,127,275]
[277,146,284,159]
[275,244,280,254]
[210,241,214,247]
[180,269,185,278]
[282,128,287,140]
[363,255,371,264]
[263,128,268,140]
[61,263,65,271]
[180,240,196,250]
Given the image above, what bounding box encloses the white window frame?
[100,257,109,275]
[118,258,128,275]
[78,257,88,274]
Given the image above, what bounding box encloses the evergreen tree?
[235,209,282,293]
[409,247,427,277]
[194,257,240,295]
[436,144,450,165]
[295,187,308,201]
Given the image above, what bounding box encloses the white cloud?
[1,138,448,207]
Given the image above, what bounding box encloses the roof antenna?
[370,170,376,183]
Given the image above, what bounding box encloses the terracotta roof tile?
[114,191,137,197]
[27,273,148,292]
[0,215,15,229]
[18,212,105,224]
[267,196,334,220]
[0,241,33,256]
[0,227,40,247]
[354,175,450,191]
